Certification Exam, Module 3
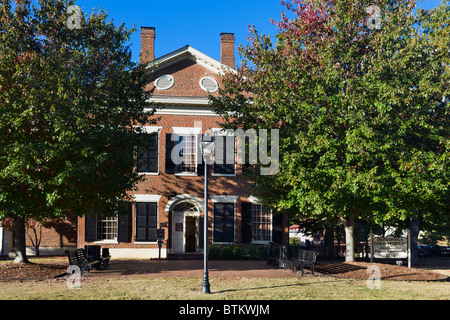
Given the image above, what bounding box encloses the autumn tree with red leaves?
[212,0,449,261]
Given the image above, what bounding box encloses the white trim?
[172,126,202,135]
[249,196,261,204]
[152,107,219,116]
[165,194,204,212]
[209,195,238,203]
[108,248,167,259]
[138,172,159,176]
[148,95,210,105]
[148,45,235,75]
[94,240,118,244]
[132,194,162,202]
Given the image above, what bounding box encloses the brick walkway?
[84,259,303,279]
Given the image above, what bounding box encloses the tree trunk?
[342,212,356,262]
[14,217,29,263]
[324,225,335,259]
[409,214,422,261]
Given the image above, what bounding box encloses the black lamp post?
[200,133,214,294]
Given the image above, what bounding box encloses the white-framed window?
[96,215,118,241]
[175,135,197,174]
[251,204,272,243]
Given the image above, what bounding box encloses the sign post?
[370,229,374,263]
[156,228,165,260]
[407,229,411,268]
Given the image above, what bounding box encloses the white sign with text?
[373,237,407,259]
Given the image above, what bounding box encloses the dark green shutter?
[135,202,158,242]
[213,203,224,242]
[136,203,147,241]
[241,202,252,243]
[214,135,235,175]
[147,203,157,241]
[224,203,234,242]
[272,212,283,244]
[148,133,158,173]
[197,134,204,176]
[85,213,97,242]
[213,203,234,242]
[118,202,132,242]
[165,133,176,173]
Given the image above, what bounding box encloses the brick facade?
[75,28,289,259]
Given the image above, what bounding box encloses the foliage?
[212,0,449,261]
[0,0,155,222]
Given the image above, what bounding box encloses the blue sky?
[73,0,444,65]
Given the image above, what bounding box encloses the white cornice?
[148,45,235,75]
[148,95,210,105]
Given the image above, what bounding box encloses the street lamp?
[200,133,214,294]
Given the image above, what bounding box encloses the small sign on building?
[156,229,165,241]
[373,236,407,259]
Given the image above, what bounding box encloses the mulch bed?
[0,262,67,281]
[0,259,448,282]
[315,261,449,281]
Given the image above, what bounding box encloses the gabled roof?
[148,45,235,75]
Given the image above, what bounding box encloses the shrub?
[208,244,267,260]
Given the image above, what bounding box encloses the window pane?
[251,204,272,242]
[176,135,196,173]
[96,215,118,241]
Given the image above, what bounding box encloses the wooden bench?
[287,247,319,276]
[65,249,100,276]
[100,248,111,267]
[266,244,281,266]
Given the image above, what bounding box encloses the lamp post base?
[202,272,211,294]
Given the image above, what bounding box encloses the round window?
[155,75,174,90]
[199,77,219,93]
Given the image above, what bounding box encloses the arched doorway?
[171,201,201,253]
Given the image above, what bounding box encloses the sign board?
[373,237,407,259]
[175,223,183,232]
[156,229,165,241]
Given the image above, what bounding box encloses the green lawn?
[0,275,448,300]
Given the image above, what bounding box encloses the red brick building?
[76,27,288,259]
[0,27,288,259]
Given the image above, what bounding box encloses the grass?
[1,257,448,300]
[0,276,448,300]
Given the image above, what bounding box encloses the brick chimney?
[140,27,156,64]
[220,33,235,69]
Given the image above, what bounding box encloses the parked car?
[418,244,450,257]
[439,246,450,256]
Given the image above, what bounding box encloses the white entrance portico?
[165,195,204,253]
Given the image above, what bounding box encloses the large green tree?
[0,0,155,262]
[212,0,449,261]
